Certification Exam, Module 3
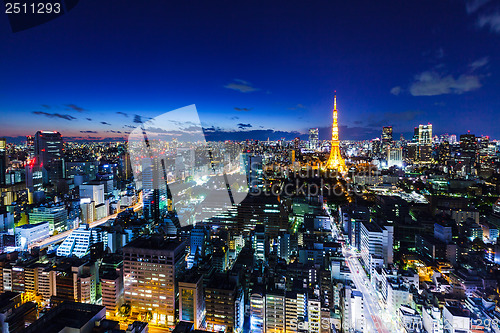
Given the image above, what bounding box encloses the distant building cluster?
[0,118,499,333]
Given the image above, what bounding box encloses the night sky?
[1,0,500,142]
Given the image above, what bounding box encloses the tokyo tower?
[325,93,348,173]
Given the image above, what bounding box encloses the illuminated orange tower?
[326,93,348,173]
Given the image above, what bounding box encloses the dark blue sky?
[1,0,500,141]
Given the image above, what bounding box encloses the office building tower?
[26,135,35,157]
[29,205,67,234]
[205,274,244,333]
[309,128,319,150]
[79,182,105,205]
[360,221,394,274]
[253,224,267,261]
[123,237,186,327]
[382,126,393,147]
[458,133,477,174]
[141,157,168,222]
[387,147,403,168]
[101,270,124,317]
[0,138,6,186]
[34,131,65,183]
[26,158,43,195]
[178,272,205,329]
[418,124,432,144]
[250,289,265,333]
[265,291,286,332]
[245,155,264,193]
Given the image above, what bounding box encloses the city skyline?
[1,0,500,141]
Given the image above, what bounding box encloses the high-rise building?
[205,274,244,333]
[326,94,347,173]
[265,290,286,332]
[141,157,168,222]
[245,155,264,193]
[123,237,186,327]
[34,131,65,183]
[387,147,403,168]
[360,221,393,274]
[0,138,6,186]
[26,135,35,158]
[178,272,205,329]
[382,126,393,145]
[79,181,105,205]
[418,124,432,145]
[309,128,319,150]
[458,133,477,174]
[250,288,265,332]
[101,270,124,317]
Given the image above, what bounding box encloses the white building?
[79,182,105,205]
[398,306,423,332]
[265,292,286,332]
[387,147,403,168]
[387,278,412,314]
[422,307,443,333]
[250,292,265,333]
[360,221,394,274]
[15,221,50,249]
[443,305,470,333]
[56,224,107,258]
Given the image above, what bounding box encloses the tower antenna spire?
[326,92,347,173]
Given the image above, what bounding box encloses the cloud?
[230,116,239,120]
[478,12,500,32]
[86,118,93,121]
[41,104,50,109]
[470,57,489,71]
[116,112,128,117]
[106,130,122,133]
[65,104,86,112]
[80,130,98,133]
[124,124,136,129]
[224,79,259,93]
[237,123,252,129]
[390,86,401,95]
[234,107,252,112]
[101,121,111,125]
[466,0,491,14]
[32,111,76,121]
[133,115,143,124]
[409,71,481,96]
[353,120,363,125]
[288,103,306,110]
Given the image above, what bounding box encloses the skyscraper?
[308,128,319,150]
[123,237,185,327]
[141,157,168,221]
[326,93,347,173]
[382,126,393,144]
[418,124,432,145]
[0,138,6,186]
[34,131,64,183]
